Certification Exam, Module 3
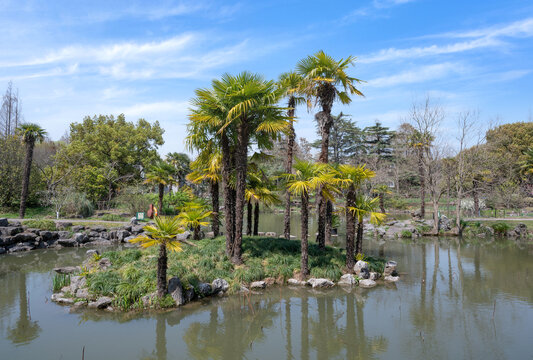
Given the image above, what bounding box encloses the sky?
[1,0,532,155]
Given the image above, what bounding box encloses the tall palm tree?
[296,51,364,250]
[408,129,433,218]
[17,123,46,218]
[283,160,332,278]
[372,184,393,213]
[145,161,175,214]
[349,195,386,255]
[278,72,306,240]
[337,164,375,270]
[245,175,280,236]
[130,216,184,297]
[187,151,222,237]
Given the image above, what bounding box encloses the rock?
[72,225,85,232]
[115,230,130,243]
[86,249,99,257]
[8,243,34,252]
[57,231,70,239]
[384,275,400,282]
[39,231,58,241]
[359,269,370,279]
[75,288,90,298]
[88,296,113,309]
[98,258,112,270]
[125,235,138,243]
[383,261,397,276]
[130,217,138,225]
[265,232,277,237]
[197,283,212,297]
[338,274,358,286]
[0,218,8,227]
[141,292,156,307]
[73,233,89,243]
[287,278,307,286]
[51,293,74,304]
[86,238,112,246]
[13,232,37,243]
[91,226,106,232]
[168,277,187,306]
[212,278,229,294]
[71,301,87,310]
[206,231,215,239]
[257,232,265,236]
[239,285,250,294]
[0,247,6,255]
[185,287,196,303]
[358,279,377,288]
[411,210,423,220]
[61,286,71,293]
[438,215,452,231]
[307,278,335,288]
[56,222,73,229]
[176,231,191,241]
[250,281,267,289]
[131,225,145,234]
[369,272,381,281]
[353,260,369,276]
[57,238,78,247]
[511,223,528,237]
[0,226,23,236]
[88,231,100,238]
[54,266,80,274]
[69,276,87,293]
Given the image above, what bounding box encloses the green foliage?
[87,271,121,296]
[363,255,386,273]
[491,222,511,236]
[387,196,409,210]
[61,192,94,218]
[23,219,56,230]
[100,214,126,221]
[52,273,70,292]
[115,185,151,216]
[401,230,413,238]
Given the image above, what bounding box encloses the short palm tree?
[372,184,393,213]
[177,202,212,240]
[145,161,175,214]
[283,160,332,278]
[130,216,185,297]
[245,176,280,236]
[337,164,375,270]
[350,195,387,256]
[17,123,47,218]
[296,50,364,250]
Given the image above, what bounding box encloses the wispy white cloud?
[367,63,463,87]
[342,0,416,23]
[436,17,533,39]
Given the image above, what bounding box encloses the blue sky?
[1,0,532,154]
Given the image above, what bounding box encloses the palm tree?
[372,184,393,213]
[17,123,46,218]
[188,72,288,264]
[166,152,191,189]
[178,201,212,240]
[145,161,175,214]
[337,164,375,270]
[187,151,222,237]
[278,72,306,240]
[408,129,434,218]
[349,195,386,255]
[296,51,364,250]
[284,160,332,278]
[130,216,184,297]
[245,174,280,236]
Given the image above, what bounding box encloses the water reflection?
[6,273,41,345]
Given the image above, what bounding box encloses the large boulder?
[75,288,90,299]
[0,218,8,227]
[358,279,377,288]
[8,243,34,252]
[176,231,191,241]
[0,227,23,237]
[91,226,106,233]
[383,261,397,276]
[438,215,452,232]
[88,296,113,309]
[57,231,70,239]
[168,277,187,306]
[57,238,78,247]
[338,274,358,286]
[511,223,528,237]
[39,231,58,241]
[51,293,74,304]
[12,232,37,243]
[353,261,369,276]
[287,278,307,286]
[212,278,229,294]
[72,225,85,232]
[307,278,335,288]
[73,233,89,243]
[197,283,212,297]
[250,281,267,289]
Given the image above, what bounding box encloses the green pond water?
[1,217,532,359]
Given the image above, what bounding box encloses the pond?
[1,231,532,359]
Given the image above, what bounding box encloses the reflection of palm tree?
[285,299,293,360]
[7,273,41,344]
[301,292,309,360]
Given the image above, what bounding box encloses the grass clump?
[491,222,511,236]
[401,230,413,238]
[100,214,127,222]
[52,273,71,292]
[23,219,57,231]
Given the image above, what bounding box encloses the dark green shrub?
[23,219,57,231]
[491,222,511,236]
[401,230,413,238]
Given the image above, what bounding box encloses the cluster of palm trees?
[185,50,386,276]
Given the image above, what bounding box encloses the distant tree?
[0,81,23,137]
[0,135,24,207]
[145,161,175,214]
[17,124,46,218]
[364,120,394,163]
[166,152,191,189]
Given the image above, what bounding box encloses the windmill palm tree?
[372,184,393,213]
[130,216,185,297]
[245,172,280,236]
[283,160,333,277]
[350,195,386,256]
[188,72,288,264]
[178,206,212,240]
[17,123,46,218]
[278,72,306,240]
[408,129,434,218]
[296,51,364,250]
[166,152,191,189]
[187,151,222,237]
[337,164,375,270]
[145,161,175,214]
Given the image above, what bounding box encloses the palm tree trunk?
[19,139,35,219]
[253,202,259,236]
[246,200,253,236]
[345,187,356,271]
[355,219,364,255]
[158,183,164,215]
[211,181,219,237]
[379,193,385,213]
[157,243,168,297]
[284,97,296,240]
[232,121,249,264]
[301,192,310,277]
[221,134,234,256]
[418,149,425,218]
[193,226,200,240]
[325,200,333,245]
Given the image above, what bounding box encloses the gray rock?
[353,260,369,276]
[86,238,112,246]
[71,301,87,310]
[8,243,34,252]
[91,226,106,232]
[287,278,307,286]
[141,292,156,307]
[0,226,23,236]
[98,258,112,270]
[185,287,196,303]
[358,279,377,288]
[115,230,131,242]
[384,275,400,282]
[338,274,358,286]
[0,236,14,247]
[130,217,138,225]
[265,232,277,237]
[307,278,335,288]
[13,232,37,243]
[57,238,78,247]
[51,293,74,304]
[197,283,212,297]
[0,218,8,227]
[0,247,6,255]
[86,249,99,257]
[239,285,250,294]
[39,231,58,241]
[75,288,90,298]
[88,296,113,309]
[205,231,215,239]
[125,235,138,243]
[438,215,452,231]
[257,232,265,236]
[56,222,73,229]
[511,223,528,237]
[358,269,370,279]
[72,225,85,232]
[53,266,80,274]
[168,277,187,306]
[73,233,89,243]
[369,272,381,281]
[212,278,229,293]
[57,231,70,239]
[250,281,267,289]
[70,276,87,293]
[176,231,191,241]
[88,231,100,238]
[131,225,145,234]
[383,261,397,276]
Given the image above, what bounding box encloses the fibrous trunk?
[158,183,164,215]
[221,134,235,256]
[379,193,385,213]
[284,96,296,240]
[300,192,310,277]
[355,220,364,255]
[247,200,253,236]
[325,200,332,245]
[157,243,168,297]
[211,181,219,237]
[345,186,356,271]
[253,202,259,236]
[232,121,249,264]
[19,140,35,219]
